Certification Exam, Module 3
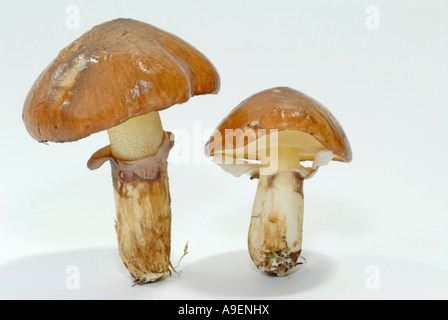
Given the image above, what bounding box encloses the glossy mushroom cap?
[205,87,352,163]
[23,18,220,143]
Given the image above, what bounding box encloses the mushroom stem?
[112,160,171,284]
[108,112,164,161]
[106,112,172,284]
[248,147,305,276]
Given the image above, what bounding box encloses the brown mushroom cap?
[23,18,220,143]
[205,87,352,163]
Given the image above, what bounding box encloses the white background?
[1,0,447,299]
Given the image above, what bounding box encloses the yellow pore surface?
[216,129,337,162]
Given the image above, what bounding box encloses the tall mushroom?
[22,18,220,284]
[205,87,351,276]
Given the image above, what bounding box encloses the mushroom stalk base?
[87,131,174,285]
[248,171,304,276]
[112,161,171,284]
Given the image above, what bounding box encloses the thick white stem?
[248,148,305,276]
[106,112,172,284]
[112,161,171,284]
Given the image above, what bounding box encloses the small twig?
[169,241,189,276]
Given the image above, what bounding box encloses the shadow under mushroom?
[179,250,336,297]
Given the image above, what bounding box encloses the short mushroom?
[23,18,220,284]
[205,87,351,276]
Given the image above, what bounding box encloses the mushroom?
[204,87,351,276]
[22,18,220,284]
